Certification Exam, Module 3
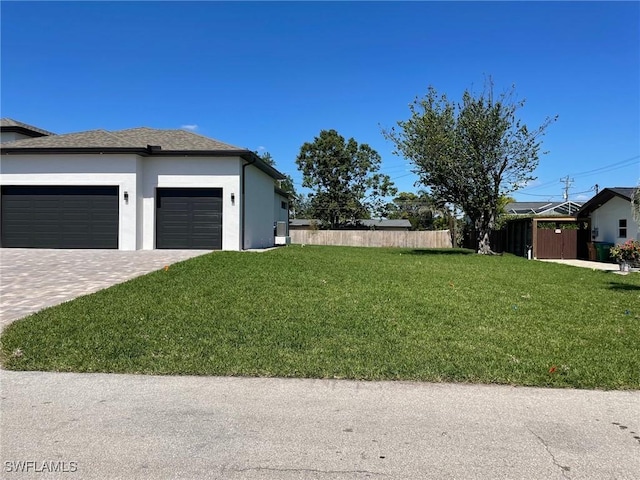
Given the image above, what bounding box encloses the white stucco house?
[577,187,639,243]
[0,118,289,250]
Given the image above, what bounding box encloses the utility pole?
[561,175,574,214]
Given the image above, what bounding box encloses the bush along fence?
[290,229,453,248]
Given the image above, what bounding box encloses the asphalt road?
[1,371,638,479]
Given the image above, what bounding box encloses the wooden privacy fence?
[536,228,578,259]
[290,230,453,248]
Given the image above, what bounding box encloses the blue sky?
[2,1,638,203]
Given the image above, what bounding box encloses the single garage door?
[1,186,119,248]
[156,188,222,249]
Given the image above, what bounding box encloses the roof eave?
[275,186,290,198]
[0,126,52,138]
[1,147,149,155]
[241,151,286,180]
[576,189,631,216]
[0,146,287,181]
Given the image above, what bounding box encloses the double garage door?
[1,186,119,248]
[1,186,222,249]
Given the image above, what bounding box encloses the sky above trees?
[2,1,638,202]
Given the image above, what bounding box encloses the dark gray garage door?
[1,186,119,248]
[156,188,222,249]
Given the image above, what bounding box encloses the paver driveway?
[0,249,210,329]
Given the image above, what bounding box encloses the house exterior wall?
[135,156,144,249]
[142,156,242,250]
[0,153,139,249]
[274,192,289,234]
[591,196,639,243]
[0,153,249,251]
[244,165,277,249]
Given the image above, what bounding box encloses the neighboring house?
[290,218,412,231]
[0,118,287,250]
[504,201,583,217]
[577,187,639,243]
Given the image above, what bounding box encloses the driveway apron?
[0,249,210,330]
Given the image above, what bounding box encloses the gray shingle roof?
[113,128,242,150]
[577,187,637,215]
[607,187,636,200]
[0,118,55,137]
[1,126,242,150]
[1,129,133,148]
[1,123,286,180]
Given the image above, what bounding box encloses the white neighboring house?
[0,118,288,250]
[577,188,639,243]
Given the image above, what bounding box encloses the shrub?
[610,240,640,263]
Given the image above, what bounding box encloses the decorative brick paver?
[0,249,211,329]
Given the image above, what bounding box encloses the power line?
[572,155,639,179]
[518,154,639,193]
[389,172,416,180]
[518,192,563,198]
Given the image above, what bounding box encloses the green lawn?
[1,245,639,389]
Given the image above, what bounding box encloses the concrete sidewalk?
[538,258,622,271]
[1,371,638,479]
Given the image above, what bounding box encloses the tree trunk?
[477,228,492,254]
[476,213,495,254]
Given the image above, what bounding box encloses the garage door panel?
[1,186,119,248]
[62,212,91,221]
[3,199,30,209]
[162,202,190,211]
[156,188,222,249]
[161,212,190,221]
[192,222,220,231]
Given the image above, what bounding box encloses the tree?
[296,129,396,228]
[632,184,640,224]
[383,81,556,254]
[258,151,276,167]
[387,190,440,230]
[494,195,517,230]
[292,193,314,219]
[257,151,299,214]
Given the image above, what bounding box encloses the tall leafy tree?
[383,81,556,253]
[296,129,396,228]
